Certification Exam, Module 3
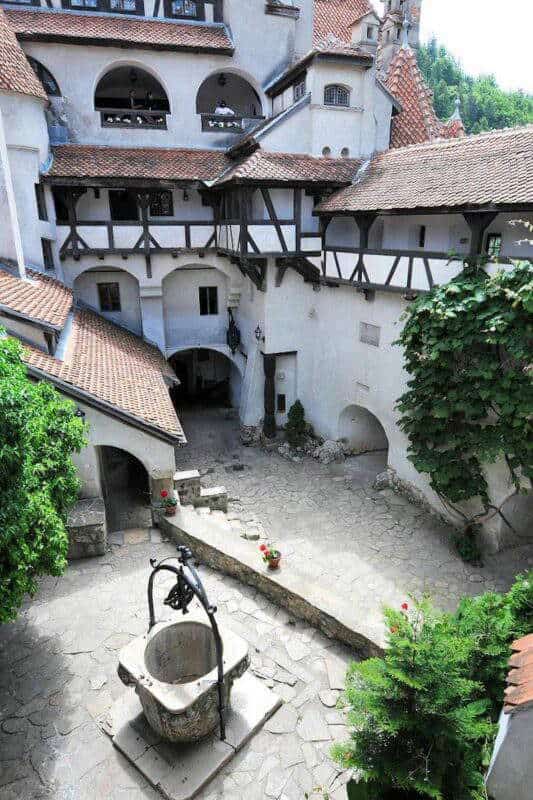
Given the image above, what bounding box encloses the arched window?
[324,85,350,107]
[196,72,263,134]
[95,66,170,129]
[27,57,61,97]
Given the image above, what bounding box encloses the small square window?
[199,286,218,316]
[486,233,502,258]
[293,79,306,102]
[360,322,380,347]
[277,394,286,414]
[98,282,121,312]
[165,0,203,19]
[149,190,174,217]
[35,184,48,221]
[41,239,54,271]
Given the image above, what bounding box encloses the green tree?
[0,335,87,622]
[418,37,533,133]
[285,399,307,448]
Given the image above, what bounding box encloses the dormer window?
[165,0,204,18]
[324,85,350,108]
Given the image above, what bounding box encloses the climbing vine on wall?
[396,260,533,533]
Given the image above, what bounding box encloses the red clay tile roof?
[0,8,46,101]
[504,634,533,714]
[23,308,184,441]
[316,126,533,213]
[0,267,72,328]
[5,8,234,54]
[215,149,361,185]
[46,145,231,184]
[314,0,375,46]
[385,46,442,148]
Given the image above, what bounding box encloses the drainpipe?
[0,104,26,279]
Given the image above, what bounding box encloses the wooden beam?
[261,188,288,253]
[263,353,276,439]
[463,211,499,257]
[293,188,302,253]
[137,192,152,278]
[352,213,376,282]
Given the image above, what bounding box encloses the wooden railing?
[201,114,264,133]
[99,109,168,129]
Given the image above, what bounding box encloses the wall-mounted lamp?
[75,408,86,419]
[254,325,264,342]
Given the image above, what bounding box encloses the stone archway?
[338,404,389,454]
[168,347,242,410]
[73,266,142,334]
[97,446,151,532]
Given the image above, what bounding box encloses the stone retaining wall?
[67,497,107,560]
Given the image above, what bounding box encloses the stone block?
[174,470,201,504]
[196,486,228,513]
[67,497,106,560]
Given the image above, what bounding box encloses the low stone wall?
[158,509,384,658]
[67,497,107,560]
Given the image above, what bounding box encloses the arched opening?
[97,446,151,532]
[73,267,142,335]
[169,348,242,410]
[95,66,170,129]
[196,72,263,133]
[338,404,389,483]
[27,57,61,97]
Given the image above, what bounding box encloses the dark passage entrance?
[98,446,151,532]
[169,349,233,408]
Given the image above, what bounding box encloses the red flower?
[259,544,267,552]
[264,550,271,558]
[160,490,168,498]
[401,602,409,611]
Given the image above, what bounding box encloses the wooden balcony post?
[66,188,86,261]
[137,191,152,278]
[352,213,377,282]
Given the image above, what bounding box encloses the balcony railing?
[100,109,168,129]
[201,114,264,133]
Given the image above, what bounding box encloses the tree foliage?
[0,336,87,622]
[336,572,533,800]
[396,262,533,530]
[418,38,533,134]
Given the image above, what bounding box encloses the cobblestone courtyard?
[1,408,531,800]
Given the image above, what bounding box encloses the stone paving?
[176,408,533,615]
[0,537,354,800]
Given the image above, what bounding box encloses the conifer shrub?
[335,572,533,800]
[285,399,307,448]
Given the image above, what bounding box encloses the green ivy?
[396,262,533,528]
[0,335,87,622]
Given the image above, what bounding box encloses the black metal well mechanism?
[147,545,226,741]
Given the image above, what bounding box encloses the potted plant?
[260,543,281,570]
[160,489,178,517]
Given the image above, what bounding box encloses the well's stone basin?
[118,614,250,743]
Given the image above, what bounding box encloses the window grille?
[293,79,306,102]
[98,283,121,312]
[324,85,350,107]
[359,322,380,347]
[149,191,174,217]
[486,233,502,258]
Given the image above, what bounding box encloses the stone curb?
[158,508,385,659]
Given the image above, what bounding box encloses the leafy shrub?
[285,399,307,449]
[0,336,87,622]
[335,573,533,800]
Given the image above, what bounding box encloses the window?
[199,286,218,316]
[27,57,60,97]
[486,233,503,258]
[109,190,139,222]
[63,0,144,13]
[98,282,121,312]
[418,225,426,249]
[340,147,350,158]
[35,184,48,221]
[165,0,204,19]
[322,146,331,157]
[324,85,350,107]
[41,239,54,271]
[359,322,380,347]
[366,25,377,40]
[395,26,401,40]
[277,394,286,414]
[293,79,306,102]
[149,190,174,217]
[52,188,68,224]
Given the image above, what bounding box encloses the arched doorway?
[168,348,242,409]
[95,65,170,128]
[97,446,151,532]
[338,404,389,484]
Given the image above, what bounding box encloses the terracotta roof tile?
[46,145,231,183]
[0,267,72,328]
[23,308,184,441]
[0,8,46,101]
[385,46,443,148]
[5,7,234,54]
[215,149,361,185]
[316,125,533,213]
[504,633,533,715]
[314,0,375,46]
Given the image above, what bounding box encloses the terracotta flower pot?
[164,506,177,517]
[268,556,281,570]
